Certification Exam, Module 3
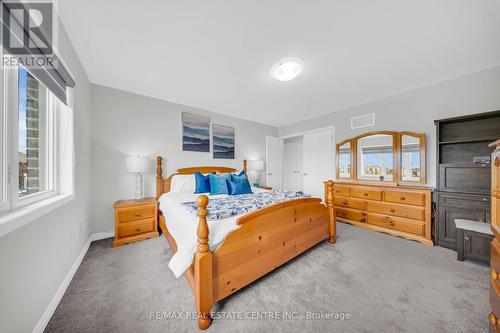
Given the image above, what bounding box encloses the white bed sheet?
[159,187,267,278]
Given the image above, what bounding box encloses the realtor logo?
[2,1,53,54]
[1,1,57,68]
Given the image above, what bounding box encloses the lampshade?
[248,160,264,171]
[126,156,150,173]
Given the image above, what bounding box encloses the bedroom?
[1,1,500,332]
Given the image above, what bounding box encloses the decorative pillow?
[231,173,248,183]
[170,174,195,193]
[194,172,211,194]
[227,178,253,195]
[209,173,231,195]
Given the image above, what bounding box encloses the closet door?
[266,136,283,190]
[283,139,303,191]
[303,128,334,200]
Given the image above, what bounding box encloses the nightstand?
[112,197,159,247]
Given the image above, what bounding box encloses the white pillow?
[170,174,195,193]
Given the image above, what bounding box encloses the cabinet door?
[437,206,486,250]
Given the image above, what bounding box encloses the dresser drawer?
[491,277,500,329]
[334,196,365,210]
[335,207,366,223]
[117,205,156,223]
[367,201,424,221]
[117,218,155,238]
[367,213,424,236]
[352,188,382,201]
[333,186,351,197]
[384,191,424,206]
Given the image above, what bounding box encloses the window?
[18,68,52,198]
[0,56,71,220]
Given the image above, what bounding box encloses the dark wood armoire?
[434,111,500,260]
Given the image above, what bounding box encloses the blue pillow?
[231,173,248,183]
[227,178,253,195]
[235,170,245,176]
[209,174,230,195]
[194,172,211,194]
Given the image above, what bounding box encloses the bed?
[155,156,336,329]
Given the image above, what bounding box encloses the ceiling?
[57,1,500,127]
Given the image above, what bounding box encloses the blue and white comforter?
[181,190,310,220]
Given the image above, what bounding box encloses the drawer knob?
[489,312,498,326]
[363,193,368,197]
[492,269,499,280]
[390,209,395,213]
[135,213,141,217]
[343,201,349,205]
[400,196,406,200]
[135,228,141,232]
[389,221,395,226]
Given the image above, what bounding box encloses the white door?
[302,128,334,199]
[282,138,303,191]
[266,136,283,190]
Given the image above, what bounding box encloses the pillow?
[233,170,245,177]
[227,178,253,195]
[209,173,231,195]
[231,173,248,183]
[194,172,211,194]
[170,174,195,193]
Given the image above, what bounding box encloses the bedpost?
[326,180,336,244]
[243,159,247,175]
[194,195,213,330]
[156,156,163,200]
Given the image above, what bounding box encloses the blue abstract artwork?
[212,124,235,159]
[182,112,210,152]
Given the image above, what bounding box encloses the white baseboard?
[32,231,114,333]
[90,231,114,241]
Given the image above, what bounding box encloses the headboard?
[156,156,247,199]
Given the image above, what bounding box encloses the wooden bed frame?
[155,156,336,329]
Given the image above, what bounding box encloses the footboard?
[212,198,329,301]
[193,180,336,329]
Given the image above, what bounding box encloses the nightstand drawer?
[117,205,156,223]
[117,218,155,238]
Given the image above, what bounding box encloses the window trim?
[0,52,75,237]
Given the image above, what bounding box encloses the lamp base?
[135,173,144,200]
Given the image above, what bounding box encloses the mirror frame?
[398,131,426,185]
[336,139,355,180]
[336,131,426,185]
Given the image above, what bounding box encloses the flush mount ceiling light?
[270,58,304,81]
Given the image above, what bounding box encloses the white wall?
[280,65,500,186]
[0,23,92,333]
[90,84,279,234]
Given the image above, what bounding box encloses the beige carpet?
[45,223,489,333]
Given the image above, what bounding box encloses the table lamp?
[126,155,150,199]
[248,160,264,187]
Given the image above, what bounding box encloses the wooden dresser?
[112,197,159,247]
[489,139,500,331]
[330,182,433,245]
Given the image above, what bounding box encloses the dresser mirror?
[337,140,352,179]
[337,131,426,184]
[400,133,425,183]
[356,133,395,182]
